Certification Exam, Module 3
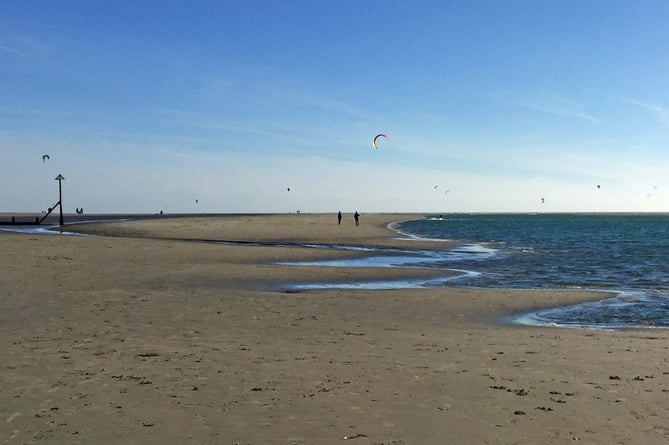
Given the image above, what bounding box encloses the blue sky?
[1,1,668,213]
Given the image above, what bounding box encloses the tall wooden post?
[55,174,65,225]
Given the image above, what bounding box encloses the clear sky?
[1,1,668,214]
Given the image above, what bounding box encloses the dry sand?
[1,213,668,444]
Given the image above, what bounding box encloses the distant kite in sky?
[434,185,439,190]
[195,199,199,203]
[597,184,601,189]
[541,197,545,204]
[372,133,388,150]
[287,187,290,192]
[41,154,50,163]
[444,190,450,195]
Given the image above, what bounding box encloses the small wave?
[287,278,433,291]
[276,253,433,269]
[439,269,482,281]
[0,224,90,236]
[387,219,449,242]
[0,217,133,236]
[514,290,669,331]
[451,244,497,256]
[277,243,496,269]
[285,269,477,291]
[509,246,537,254]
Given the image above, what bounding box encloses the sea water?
[287,214,669,330]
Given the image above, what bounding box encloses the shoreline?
[2,213,668,443]
[52,213,619,315]
[1,213,630,329]
[4,212,617,322]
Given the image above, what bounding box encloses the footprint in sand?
[6,412,21,423]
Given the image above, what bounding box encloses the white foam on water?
[0,224,88,236]
[512,290,669,331]
[387,219,451,242]
[0,218,131,236]
[286,270,478,291]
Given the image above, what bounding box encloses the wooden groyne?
[0,216,42,226]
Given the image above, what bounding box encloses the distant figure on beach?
[338,211,342,225]
[354,211,360,226]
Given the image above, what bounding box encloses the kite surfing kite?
[541,197,545,204]
[41,154,50,163]
[372,133,388,150]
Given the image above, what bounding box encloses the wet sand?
[1,213,668,444]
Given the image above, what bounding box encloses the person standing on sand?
[354,211,359,226]
[338,211,342,225]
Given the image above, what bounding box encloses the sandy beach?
[2,213,668,444]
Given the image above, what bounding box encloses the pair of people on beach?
[337,211,359,226]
